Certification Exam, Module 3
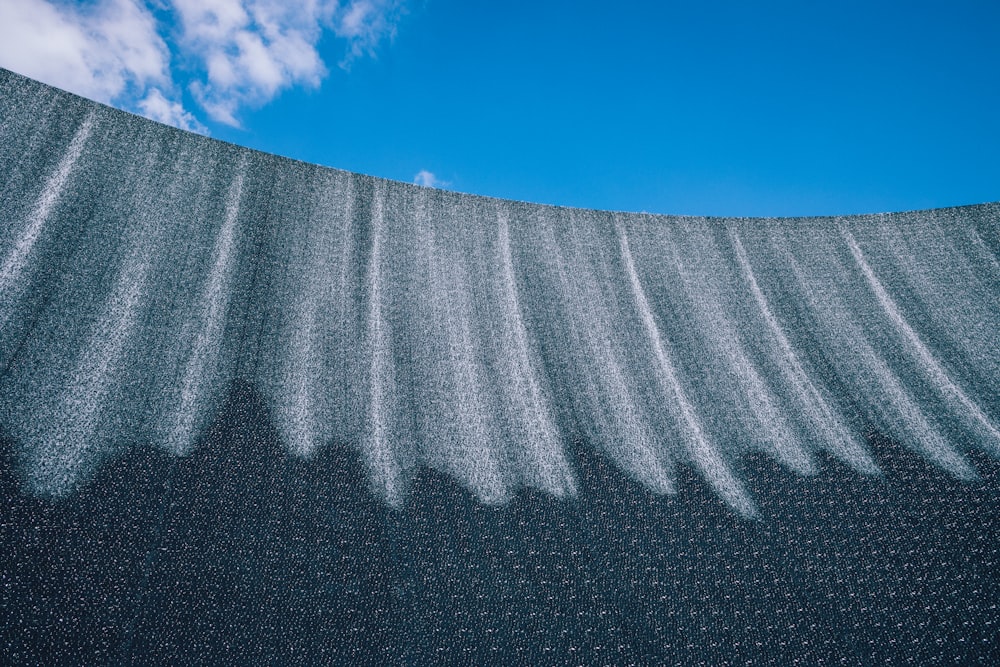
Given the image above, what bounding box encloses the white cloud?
[173,0,405,125]
[0,0,202,132]
[0,0,407,131]
[0,0,170,103]
[173,0,329,126]
[138,88,208,132]
[414,170,449,189]
[333,0,406,67]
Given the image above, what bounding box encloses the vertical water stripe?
[860,219,1000,386]
[420,221,506,503]
[267,171,354,459]
[667,225,811,474]
[783,250,975,479]
[731,232,877,474]
[365,181,407,505]
[16,137,185,495]
[333,175,359,443]
[165,162,245,454]
[845,231,1000,449]
[282,294,320,456]
[0,110,95,329]
[618,222,756,516]
[551,216,673,494]
[29,252,150,495]
[495,211,576,497]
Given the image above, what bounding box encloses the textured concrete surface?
[1,68,998,664]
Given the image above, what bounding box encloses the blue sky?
[1,1,998,216]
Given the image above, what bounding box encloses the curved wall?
[1,68,998,664]
[2,68,997,513]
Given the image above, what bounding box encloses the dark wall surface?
[1,69,998,665]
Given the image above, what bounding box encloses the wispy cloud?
[0,0,407,131]
[173,0,329,126]
[138,87,207,132]
[0,0,170,104]
[414,170,449,189]
[332,0,406,67]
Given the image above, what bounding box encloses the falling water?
[1,68,998,513]
[0,110,94,299]
[617,220,757,516]
[845,230,1000,451]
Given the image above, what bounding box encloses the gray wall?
[2,67,999,666]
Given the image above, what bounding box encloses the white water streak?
[784,250,975,479]
[731,233,877,474]
[33,254,149,494]
[866,345,977,478]
[0,111,94,326]
[553,218,673,494]
[273,175,351,458]
[845,231,1000,447]
[283,297,319,456]
[421,223,505,503]
[333,176,358,441]
[496,212,576,497]
[861,220,1000,393]
[166,166,244,453]
[668,229,810,474]
[958,208,1000,281]
[23,139,179,495]
[617,222,756,517]
[366,182,407,505]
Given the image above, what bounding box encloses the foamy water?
[1,69,997,512]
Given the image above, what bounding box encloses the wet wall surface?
[1,68,999,664]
